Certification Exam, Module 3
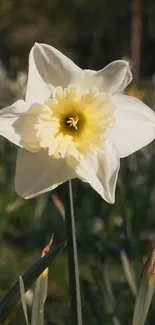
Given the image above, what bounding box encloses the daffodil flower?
[0,43,155,203]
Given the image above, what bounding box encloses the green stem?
[65,179,82,325]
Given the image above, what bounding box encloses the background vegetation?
[0,0,155,324]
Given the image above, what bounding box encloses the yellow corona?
[35,87,115,160]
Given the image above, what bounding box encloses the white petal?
[0,100,30,146]
[0,100,41,152]
[15,148,75,199]
[68,142,120,203]
[107,94,155,158]
[26,43,83,103]
[84,60,132,94]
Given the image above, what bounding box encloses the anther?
[66,116,79,130]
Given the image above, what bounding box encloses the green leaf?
[120,250,137,297]
[82,279,103,325]
[132,249,155,325]
[0,241,66,324]
[31,268,48,325]
[91,263,122,325]
[19,276,29,325]
[91,263,116,314]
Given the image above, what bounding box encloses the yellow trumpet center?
[35,86,115,160]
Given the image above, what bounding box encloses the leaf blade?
[132,249,155,325]
[19,276,29,325]
[31,269,48,325]
[0,241,66,323]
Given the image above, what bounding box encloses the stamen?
[66,116,79,130]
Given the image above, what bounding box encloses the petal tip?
[34,42,40,48]
[109,197,115,204]
[112,59,133,79]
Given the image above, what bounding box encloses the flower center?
[35,86,115,160]
[60,111,86,137]
[66,115,79,130]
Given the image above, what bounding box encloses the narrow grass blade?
[91,263,122,325]
[112,316,122,325]
[132,249,155,325]
[0,241,65,323]
[51,194,65,219]
[31,238,53,325]
[34,195,48,219]
[120,250,137,297]
[31,270,48,325]
[91,264,116,314]
[19,276,29,325]
[65,180,82,325]
[82,279,103,325]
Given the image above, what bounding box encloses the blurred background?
[0,0,155,324]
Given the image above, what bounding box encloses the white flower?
[0,43,155,203]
